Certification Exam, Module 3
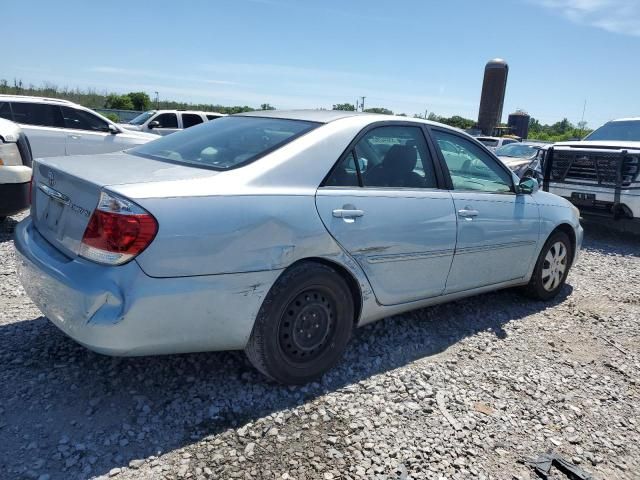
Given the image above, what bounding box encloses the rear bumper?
[14,217,280,356]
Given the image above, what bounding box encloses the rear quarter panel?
[133,195,345,278]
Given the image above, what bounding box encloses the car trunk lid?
[31,152,218,258]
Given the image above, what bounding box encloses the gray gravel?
[1,212,639,480]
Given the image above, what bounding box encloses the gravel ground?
[1,212,638,480]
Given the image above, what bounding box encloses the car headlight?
[0,141,22,166]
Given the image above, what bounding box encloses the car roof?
[608,117,640,122]
[0,94,75,105]
[236,109,372,123]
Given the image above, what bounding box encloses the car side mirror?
[518,177,539,195]
[148,121,160,129]
[108,124,119,135]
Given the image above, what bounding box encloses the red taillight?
[79,191,157,265]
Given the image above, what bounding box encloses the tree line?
[2,80,592,140]
[0,79,260,117]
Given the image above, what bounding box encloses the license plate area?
[571,192,596,206]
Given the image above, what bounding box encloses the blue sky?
[3,0,640,128]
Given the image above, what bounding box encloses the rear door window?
[182,113,203,128]
[0,102,12,121]
[61,106,110,132]
[325,125,438,189]
[10,102,64,128]
[153,113,178,128]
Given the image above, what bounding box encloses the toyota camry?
[15,110,582,384]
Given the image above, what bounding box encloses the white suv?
[120,110,226,136]
[0,118,32,221]
[0,95,157,159]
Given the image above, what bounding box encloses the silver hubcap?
[542,241,567,291]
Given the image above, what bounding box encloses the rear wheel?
[245,262,354,384]
[523,231,572,300]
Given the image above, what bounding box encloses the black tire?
[245,262,354,385]
[523,230,572,300]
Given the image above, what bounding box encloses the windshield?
[495,143,537,158]
[585,120,640,141]
[128,111,157,125]
[130,116,318,170]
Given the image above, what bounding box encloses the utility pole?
[580,99,587,137]
[360,96,366,112]
[154,91,160,110]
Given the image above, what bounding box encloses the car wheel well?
[550,223,576,266]
[283,258,362,325]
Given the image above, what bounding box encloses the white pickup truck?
[120,110,226,136]
[543,117,640,231]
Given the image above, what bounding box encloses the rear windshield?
[585,120,640,141]
[130,116,318,170]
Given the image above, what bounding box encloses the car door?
[316,124,457,306]
[7,102,66,158]
[61,106,119,155]
[148,112,179,136]
[430,128,540,293]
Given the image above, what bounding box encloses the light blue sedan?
[15,110,582,384]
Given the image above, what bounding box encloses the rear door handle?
[458,208,479,218]
[332,209,364,218]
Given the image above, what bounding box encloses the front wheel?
[245,263,354,385]
[523,231,572,300]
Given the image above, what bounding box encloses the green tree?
[127,92,151,111]
[104,94,134,110]
[364,107,393,115]
[332,103,355,111]
[101,112,120,122]
[260,103,276,110]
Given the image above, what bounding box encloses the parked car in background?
[0,95,156,159]
[120,110,226,136]
[544,117,640,229]
[495,142,546,179]
[0,118,32,221]
[475,136,519,151]
[15,111,582,384]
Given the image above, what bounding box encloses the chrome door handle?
[332,209,364,218]
[68,134,82,140]
[458,208,479,218]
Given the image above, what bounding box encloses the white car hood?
[119,123,143,132]
[554,140,640,151]
[498,156,532,168]
[117,128,157,141]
